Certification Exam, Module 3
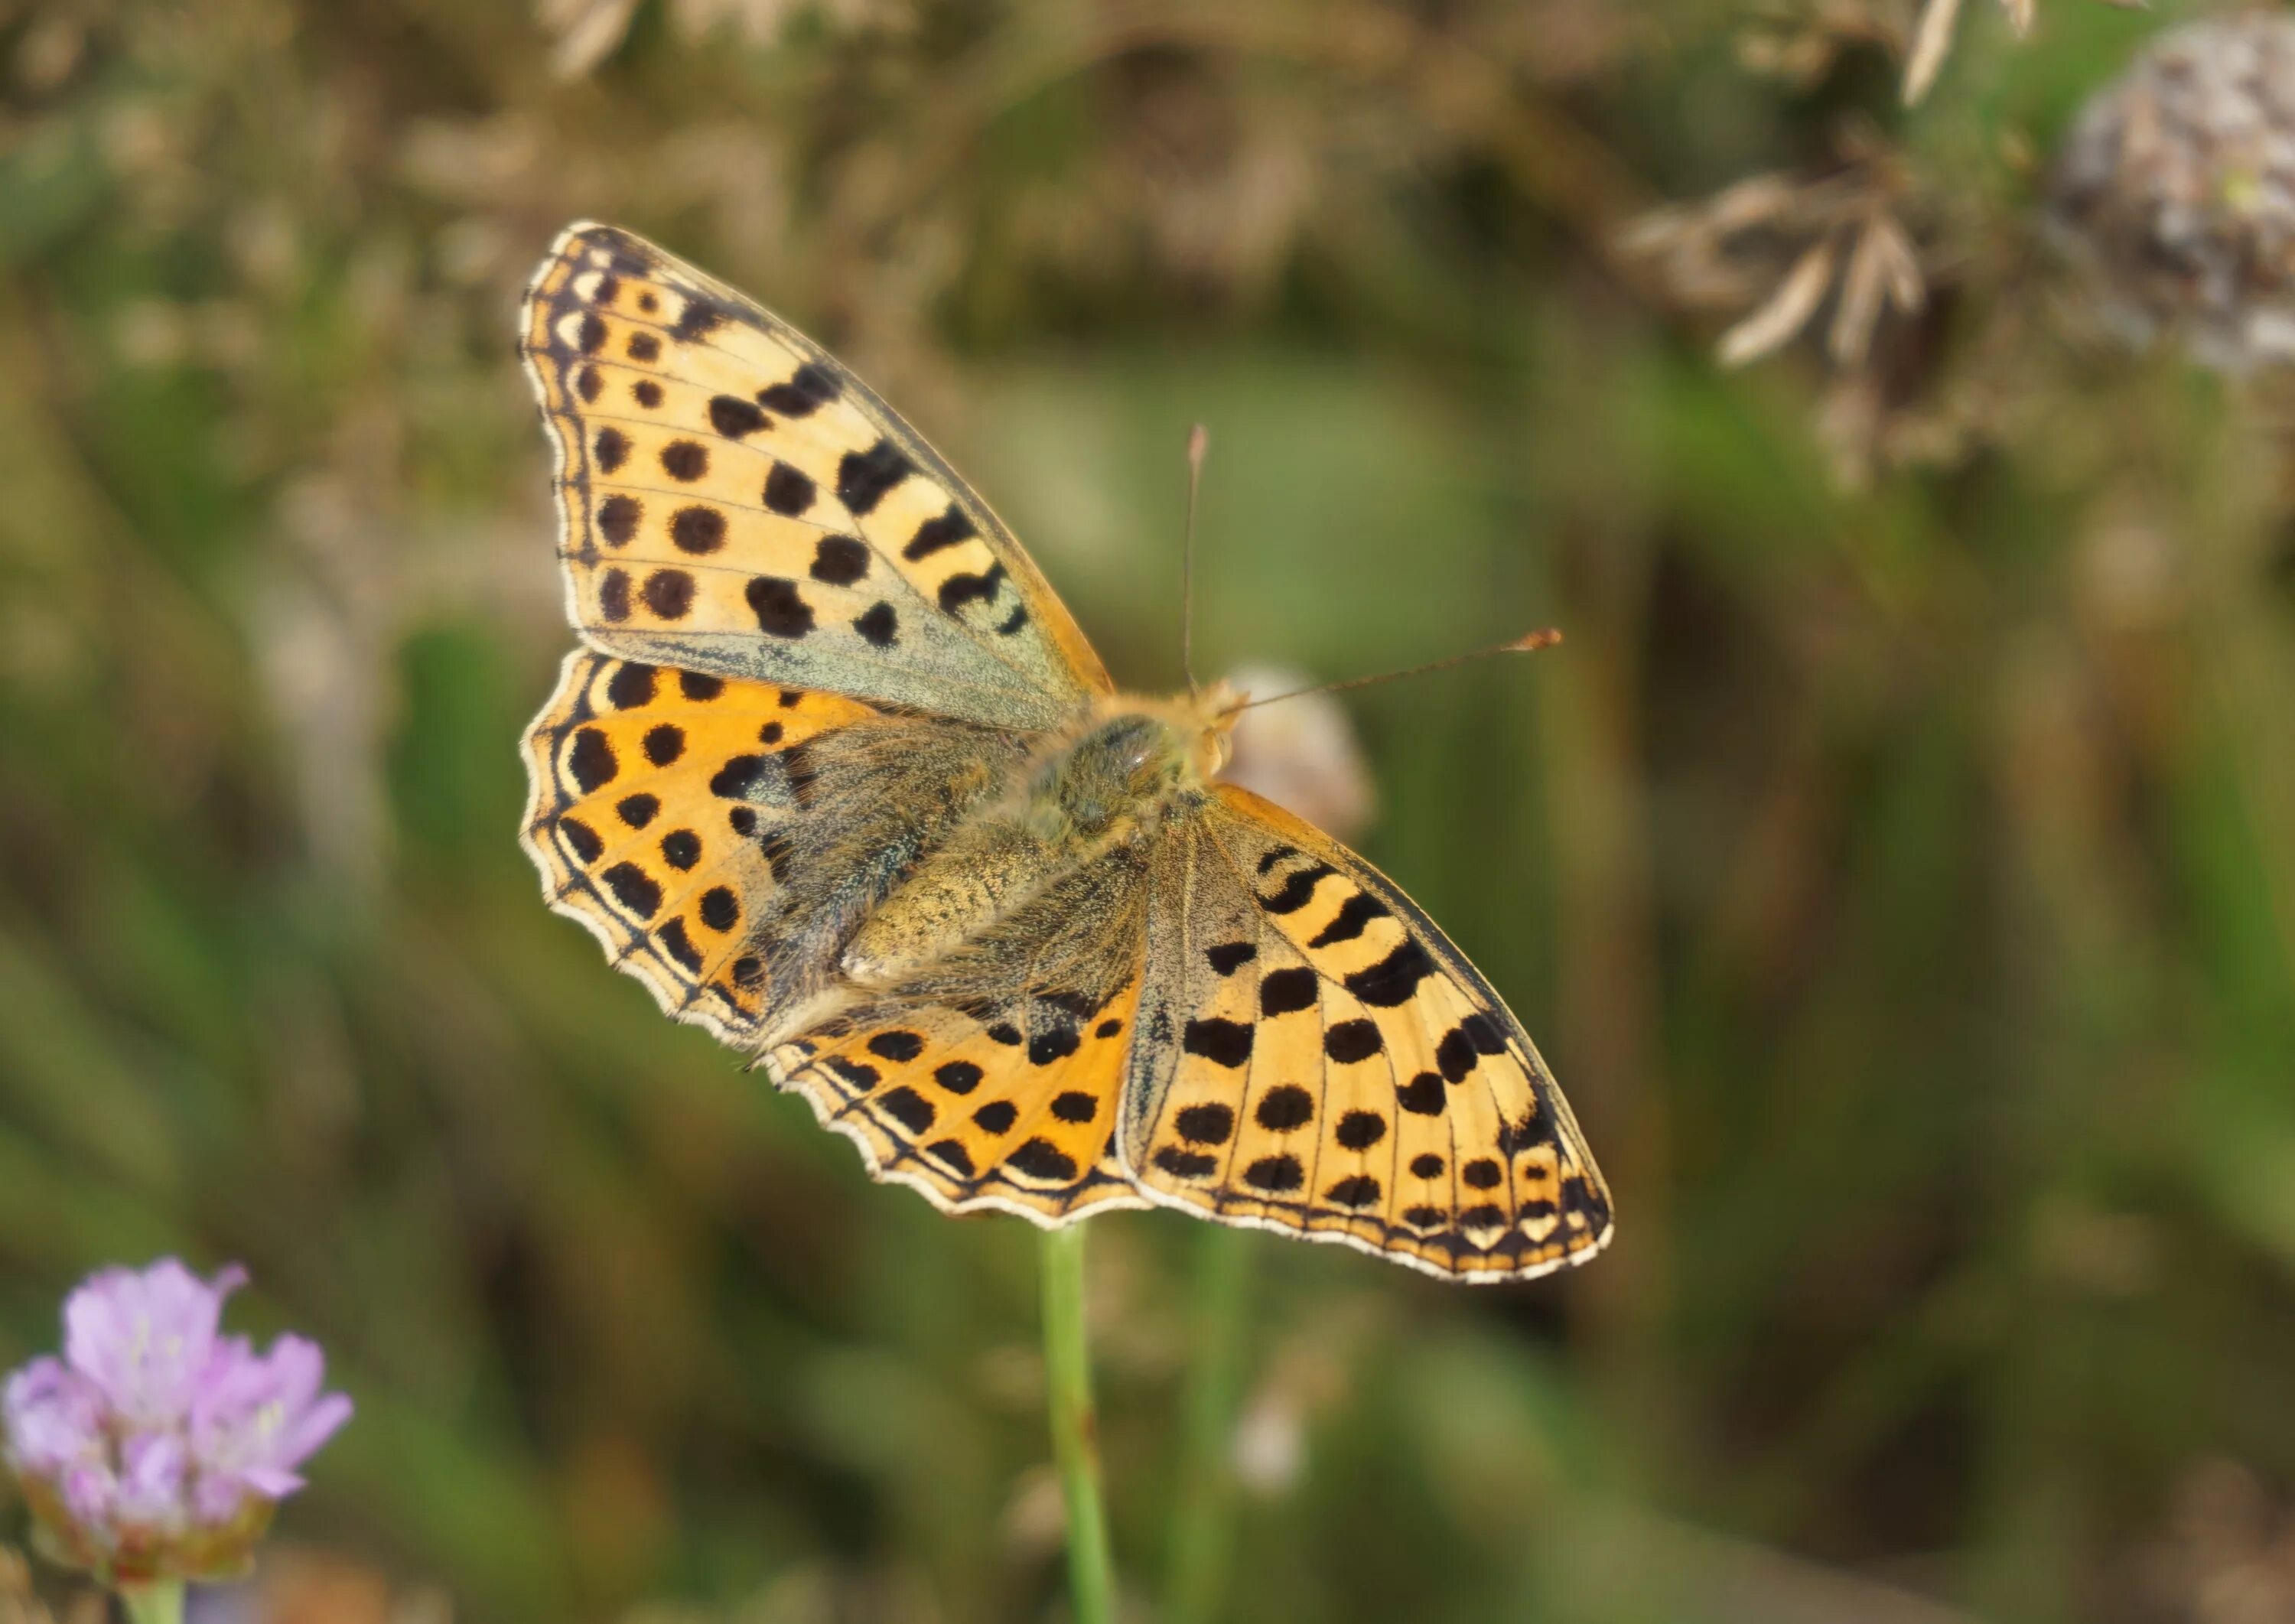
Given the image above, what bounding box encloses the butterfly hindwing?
[520,222,1112,731]
[520,650,884,1043]
[1122,786,1614,1282]
[764,847,1157,1221]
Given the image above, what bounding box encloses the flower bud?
[2049,13,2295,371]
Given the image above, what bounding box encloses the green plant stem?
[1163,1225,1253,1624]
[1040,1222,1115,1624]
[117,1580,186,1624]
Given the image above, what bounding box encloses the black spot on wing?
[1460,1012,1507,1055]
[558,817,603,864]
[605,662,658,709]
[670,506,726,555]
[1182,1017,1253,1069]
[708,755,766,798]
[1334,1110,1386,1150]
[757,363,841,416]
[763,462,815,516]
[1344,939,1436,1007]
[568,728,617,791]
[1007,1139,1077,1182]
[598,569,632,622]
[673,298,731,341]
[641,569,695,620]
[877,1086,936,1134]
[747,577,814,638]
[904,503,975,561]
[1258,967,1318,1017]
[938,563,1008,617]
[1028,1024,1081,1066]
[698,887,740,932]
[1154,1147,1218,1180]
[1255,1085,1314,1131]
[1435,1026,1479,1084]
[1397,1072,1446,1115]
[1258,863,1335,916]
[1326,1175,1382,1209]
[1205,942,1257,976]
[809,535,870,585]
[836,439,913,516]
[656,917,703,973]
[1174,1104,1234,1145]
[933,1060,983,1095]
[597,494,642,545]
[601,861,661,918]
[1308,892,1390,947]
[1243,1154,1303,1193]
[853,603,899,646]
[708,395,769,439]
[643,724,685,766]
[1513,1103,1564,1159]
[1323,1020,1382,1063]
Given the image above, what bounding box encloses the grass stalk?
[1041,1222,1115,1624]
[1162,1225,1253,1624]
[117,1581,186,1624]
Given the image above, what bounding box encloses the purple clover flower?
[2,1261,351,1584]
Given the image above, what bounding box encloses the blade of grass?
[1163,1225,1253,1624]
[118,1581,185,1624]
[1041,1222,1115,1624]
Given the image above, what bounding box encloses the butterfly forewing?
[521,222,1110,731]
[1122,786,1613,1282]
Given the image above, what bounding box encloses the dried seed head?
[2049,12,2295,372]
[1625,136,1929,372]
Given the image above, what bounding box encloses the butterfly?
[516,223,1613,1282]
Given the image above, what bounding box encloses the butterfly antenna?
[1226,630,1564,713]
[1183,423,1209,698]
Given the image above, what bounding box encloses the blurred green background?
[3,1,2293,1620]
